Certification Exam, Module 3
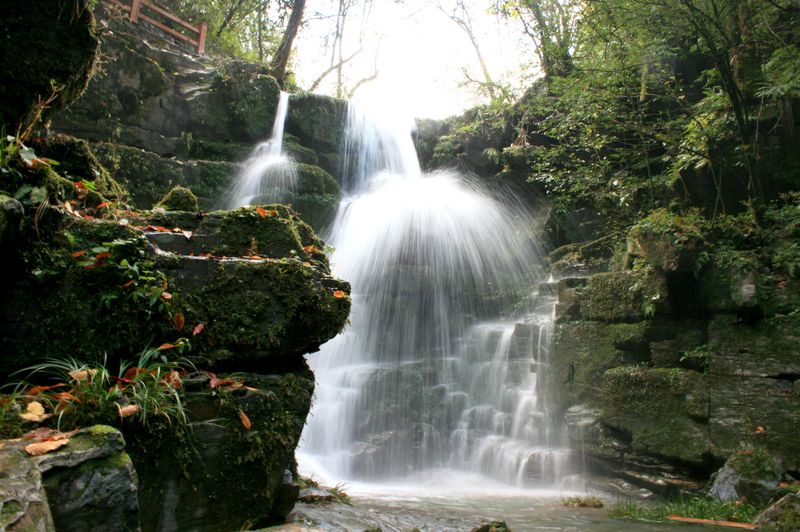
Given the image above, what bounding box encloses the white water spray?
[298,101,572,489]
[223,91,296,208]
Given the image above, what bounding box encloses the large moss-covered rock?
[285,93,347,155]
[580,271,668,322]
[92,143,236,210]
[156,186,198,212]
[51,15,279,153]
[602,367,711,465]
[167,258,349,369]
[126,371,314,531]
[0,0,98,136]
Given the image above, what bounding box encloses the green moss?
[125,371,315,529]
[156,186,198,212]
[581,270,667,321]
[32,135,127,201]
[729,448,782,479]
[602,367,711,463]
[286,93,347,153]
[294,163,340,195]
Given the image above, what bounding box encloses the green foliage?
[729,448,782,479]
[610,495,762,524]
[13,347,192,431]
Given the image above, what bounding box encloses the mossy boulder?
[92,143,236,210]
[33,134,126,201]
[126,371,315,530]
[709,448,783,503]
[580,271,668,322]
[167,257,349,369]
[286,93,347,155]
[0,0,99,137]
[602,367,711,465]
[156,186,198,212]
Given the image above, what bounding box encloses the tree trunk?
[270,0,306,88]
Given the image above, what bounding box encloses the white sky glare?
[293,0,535,120]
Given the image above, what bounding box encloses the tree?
[493,0,576,79]
[435,0,499,101]
[269,0,306,87]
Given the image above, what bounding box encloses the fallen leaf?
[174,312,185,331]
[755,426,766,434]
[239,409,252,430]
[19,401,52,422]
[94,251,112,261]
[120,280,135,289]
[157,343,176,351]
[209,376,237,389]
[117,404,140,418]
[96,201,112,209]
[161,291,173,301]
[68,368,97,382]
[161,371,182,390]
[27,383,67,396]
[257,207,267,218]
[74,181,86,190]
[71,250,86,257]
[24,438,70,456]
[333,290,346,299]
[192,323,205,336]
[22,427,58,441]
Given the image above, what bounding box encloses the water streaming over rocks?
[298,102,575,489]
[223,91,296,208]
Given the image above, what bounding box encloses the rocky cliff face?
[0,3,352,530]
[50,4,346,235]
[547,233,800,495]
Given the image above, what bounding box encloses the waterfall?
[223,91,296,209]
[298,101,572,489]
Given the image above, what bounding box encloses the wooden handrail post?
[197,22,208,55]
[130,0,141,22]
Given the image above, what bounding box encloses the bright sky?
[293,0,536,120]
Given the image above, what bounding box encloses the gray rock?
[709,449,782,503]
[0,445,55,532]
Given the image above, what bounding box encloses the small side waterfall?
[223,91,296,208]
[298,101,573,490]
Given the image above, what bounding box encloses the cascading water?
[298,102,573,489]
[223,91,297,208]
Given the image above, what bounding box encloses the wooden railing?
[108,0,208,55]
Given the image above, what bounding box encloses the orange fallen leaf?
[161,291,173,301]
[74,181,86,190]
[192,323,205,336]
[120,280,135,289]
[71,250,86,257]
[157,343,176,351]
[24,438,70,456]
[19,401,52,422]
[161,371,182,390]
[239,409,252,430]
[96,201,112,209]
[257,207,267,218]
[27,383,67,396]
[174,312,185,331]
[117,404,140,418]
[332,290,346,299]
[755,426,766,434]
[303,245,318,254]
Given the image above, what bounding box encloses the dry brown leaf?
[117,404,140,418]
[19,401,52,422]
[22,427,58,441]
[238,409,252,430]
[24,438,70,456]
[68,368,97,382]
